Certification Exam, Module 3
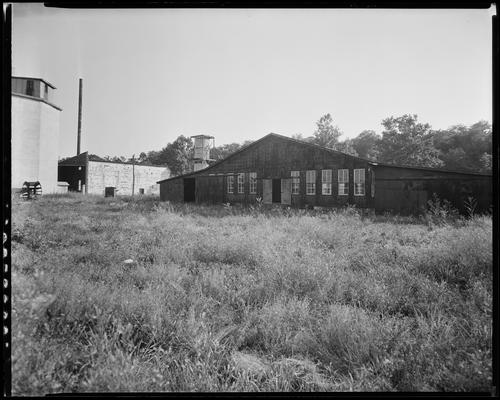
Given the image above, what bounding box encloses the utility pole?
[131,154,135,196]
[77,78,83,155]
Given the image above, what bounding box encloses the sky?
[12,4,494,159]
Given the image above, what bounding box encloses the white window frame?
[237,173,245,194]
[291,171,300,195]
[338,169,349,196]
[227,174,234,194]
[322,169,332,195]
[249,172,257,194]
[306,170,316,195]
[354,169,365,196]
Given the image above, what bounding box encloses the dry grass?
[11,193,492,393]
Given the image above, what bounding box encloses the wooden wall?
[202,135,373,208]
[159,135,374,208]
[373,165,492,214]
[196,176,225,204]
[160,177,184,202]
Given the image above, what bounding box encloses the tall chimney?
[77,78,83,155]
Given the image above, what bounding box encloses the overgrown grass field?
[11,193,492,393]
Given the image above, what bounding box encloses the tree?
[137,152,148,164]
[292,133,314,143]
[145,150,161,165]
[432,120,492,173]
[241,140,254,148]
[164,135,194,176]
[88,154,105,162]
[479,153,492,173]
[311,114,343,149]
[142,135,193,175]
[335,139,358,156]
[351,130,381,160]
[210,143,242,161]
[378,114,443,168]
[103,155,126,163]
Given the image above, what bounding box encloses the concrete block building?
[158,133,492,215]
[11,76,62,193]
[58,152,170,196]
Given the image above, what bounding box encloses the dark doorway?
[272,179,281,203]
[58,165,86,192]
[184,178,196,202]
[105,187,115,197]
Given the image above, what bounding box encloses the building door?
[281,179,291,205]
[263,179,272,204]
[272,179,281,203]
[105,187,115,197]
[184,178,196,202]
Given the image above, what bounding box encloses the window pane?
[322,170,332,195]
[249,172,257,194]
[338,169,348,195]
[291,171,300,194]
[238,173,245,193]
[354,169,365,196]
[306,170,315,195]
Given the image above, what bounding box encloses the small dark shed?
[157,133,492,215]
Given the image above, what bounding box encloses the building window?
[338,169,349,195]
[227,175,234,194]
[139,188,144,195]
[354,169,365,196]
[306,170,316,195]
[26,79,34,96]
[44,83,49,100]
[291,171,300,194]
[322,169,332,195]
[238,173,245,194]
[249,172,257,194]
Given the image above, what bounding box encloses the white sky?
[12,4,493,159]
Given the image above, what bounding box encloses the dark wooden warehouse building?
[158,133,492,215]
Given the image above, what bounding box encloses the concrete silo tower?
[11,76,62,193]
[191,135,214,172]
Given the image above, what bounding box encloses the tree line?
[294,113,491,174]
[86,113,492,177]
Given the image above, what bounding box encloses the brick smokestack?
[77,78,83,155]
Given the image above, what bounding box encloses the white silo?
[11,76,62,193]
